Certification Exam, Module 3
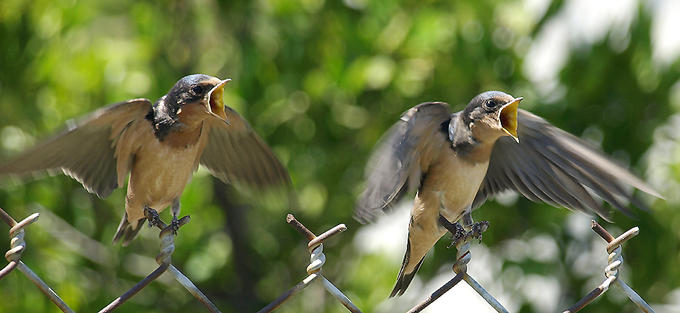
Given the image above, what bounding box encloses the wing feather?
[472,109,660,220]
[355,102,452,223]
[199,107,292,194]
[0,99,152,197]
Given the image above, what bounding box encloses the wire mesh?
[257,214,361,313]
[406,215,509,313]
[0,207,221,313]
[0,206,661,313]
[0,208,74,313]
[562,221,655,313]
[404,216,657,313]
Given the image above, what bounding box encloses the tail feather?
[112,212,145,246]
[390,237,426,297]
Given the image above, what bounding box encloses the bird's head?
[463,91,521,143]
[166,74,231,119]
[150,74,231,139]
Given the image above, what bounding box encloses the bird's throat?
[448,114,499,163]
[146,98,183,142]
[448,115,479,155]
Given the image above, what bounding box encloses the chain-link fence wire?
[99,208,221,313]
[257,214,360,313]
[403,218,656,313]
[0,207,220,313]
[0,208,73,313]
[562,221,655,313]
[405,215,508,313]
[0,207,660,312]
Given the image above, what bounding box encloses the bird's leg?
[143,204,191,236]
[462,212,489,243]
[144,206,162,228]
[439,215,467,248]
[169,198,181,235]
[441,213,489,248]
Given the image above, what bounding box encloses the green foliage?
[0,0,678,312]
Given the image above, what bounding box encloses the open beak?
[500,97,522,143]
[206,79,231,124]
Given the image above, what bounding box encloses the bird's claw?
[470,220,489,242]
[167,216,180,236]
[144,207,162,228]
[448,220,489,248]
[144,207,190,237]
[447,223,467,248]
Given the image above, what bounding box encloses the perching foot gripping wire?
[407,214,508,313]
[99,211,222,313]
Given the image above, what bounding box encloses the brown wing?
[200,106,292,192]
[355,102,452,223]
[0,99,152,198]
[472,109,662,220]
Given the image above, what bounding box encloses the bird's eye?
[191,85,203,95]
[485,99,498,108]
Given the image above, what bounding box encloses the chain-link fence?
[0,207,658,312]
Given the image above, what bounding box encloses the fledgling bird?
[355,91,661,297]
[0,74,292,245]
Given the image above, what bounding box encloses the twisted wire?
[453,241,471,274]
[156,227,176,265]
[563,222,654,313]
[605,246,623,279]
[0,209,73,313]
[259,214,360,313]
[3,213,39,269]
[306,243,325,275]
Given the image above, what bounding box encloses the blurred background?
[1,0,679,312]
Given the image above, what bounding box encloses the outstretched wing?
[200,106,292,193]
[472,109,662,220]
[355,102,452,223]
[0,99,152,198]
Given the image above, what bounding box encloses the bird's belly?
[425,154,490,222]
[125,140,201,220]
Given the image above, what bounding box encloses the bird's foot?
[167,215,180,235]
[468,220,489,242]
[447,222,467,248]
[447,220,489,248]
[144,207,162,228]
[143,207,191,238]
[162,215,191,237]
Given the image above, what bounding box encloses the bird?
[355,91,661,297]
[0,74,292,246]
